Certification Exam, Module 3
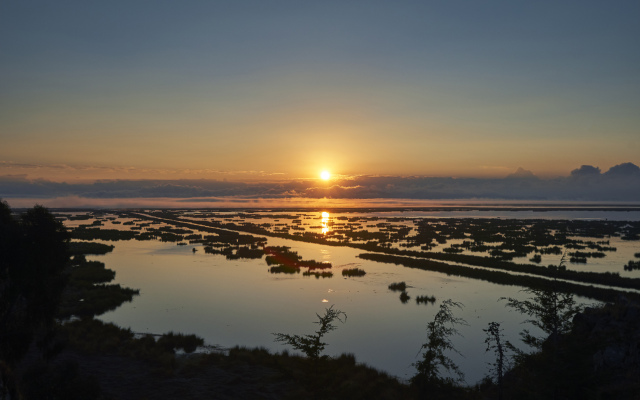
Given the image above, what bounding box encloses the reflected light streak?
[321,211,331,235]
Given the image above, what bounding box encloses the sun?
[320,170,331,180]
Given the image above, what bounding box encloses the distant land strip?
[357,253,638,303]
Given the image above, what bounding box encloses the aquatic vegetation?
[374,249,640,290]
[264,246,331,275]
[68,241,115,255]
[416,295,436,305]
[359,252,638,302]
[59,283,139,318]
[569,251,606,258]
[303,270,333,278]
[71,227,137,241]
[270,265,300,274]
[399,291,411,304]
[624,260,640,271]
[68,256,115,285]
[388,282,407,292]
[58,252,140,318]
[67,214,93,221]
[342,268,366,277]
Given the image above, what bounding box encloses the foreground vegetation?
[4,204,640,399]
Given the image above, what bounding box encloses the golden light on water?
[320,170,331,180]
[321,211,330,235]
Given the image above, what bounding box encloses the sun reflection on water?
[321,211,330,235]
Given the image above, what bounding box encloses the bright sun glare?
[320,171,331,180]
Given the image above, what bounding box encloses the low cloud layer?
[1,163,639,204]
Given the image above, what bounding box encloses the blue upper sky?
[1,0,639,185]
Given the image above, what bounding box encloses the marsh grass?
[68,258,115,285]
[58,256,139,318]
[624,260,640,271]
[416,295,436,305]
[68,241,115,255]
[400,291,411,304]
[59,284,139,318]
[342,268,366,277]
[388,282,407,292]
[269,265,300,274]
[303,270,333,278]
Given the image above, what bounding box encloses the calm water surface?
[93,237,575,384]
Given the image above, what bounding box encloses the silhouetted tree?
[0,200,70,398]
[500,257,582,399]
[411,299,467,395]
[484,322,509,400]
[273,305,346,362]
[501,275,580,354]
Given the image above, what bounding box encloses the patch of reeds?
[269,265,300,274]
[399,291,410,304]
[415,295,436,305]
[59,257,139,318]
[303,270,333,279]
[388,282,407,292]
[68,259,115,285]
[68,241,115,255]
[624,260,640,271]
[342,268,366,277]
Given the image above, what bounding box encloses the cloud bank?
[1,163,639,206]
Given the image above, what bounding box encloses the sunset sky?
[1,1,639,205]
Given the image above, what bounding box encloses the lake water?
[64,208,640,384]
